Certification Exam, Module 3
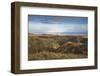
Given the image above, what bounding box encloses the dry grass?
[28,51,87,60]
[28,34,88,60]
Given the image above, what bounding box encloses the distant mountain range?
[29,32,87,36]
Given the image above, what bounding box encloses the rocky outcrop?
[57,41,87,54]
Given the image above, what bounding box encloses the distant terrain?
[28,33,88,60]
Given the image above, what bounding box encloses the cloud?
[29,22,65,33]
[28,15,88,34]
[29,21,87,34]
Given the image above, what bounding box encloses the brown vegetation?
[28,34,88,60]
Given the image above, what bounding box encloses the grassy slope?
[28,34,88,60]
[28,51,87,60]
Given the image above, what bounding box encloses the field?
[28,33,88,60]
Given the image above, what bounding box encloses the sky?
[28,15,88,34]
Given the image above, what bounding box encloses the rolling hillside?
[28,33,88,60]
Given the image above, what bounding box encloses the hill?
[28,34,88,60]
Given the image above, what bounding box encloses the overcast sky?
[28,15,88,34]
